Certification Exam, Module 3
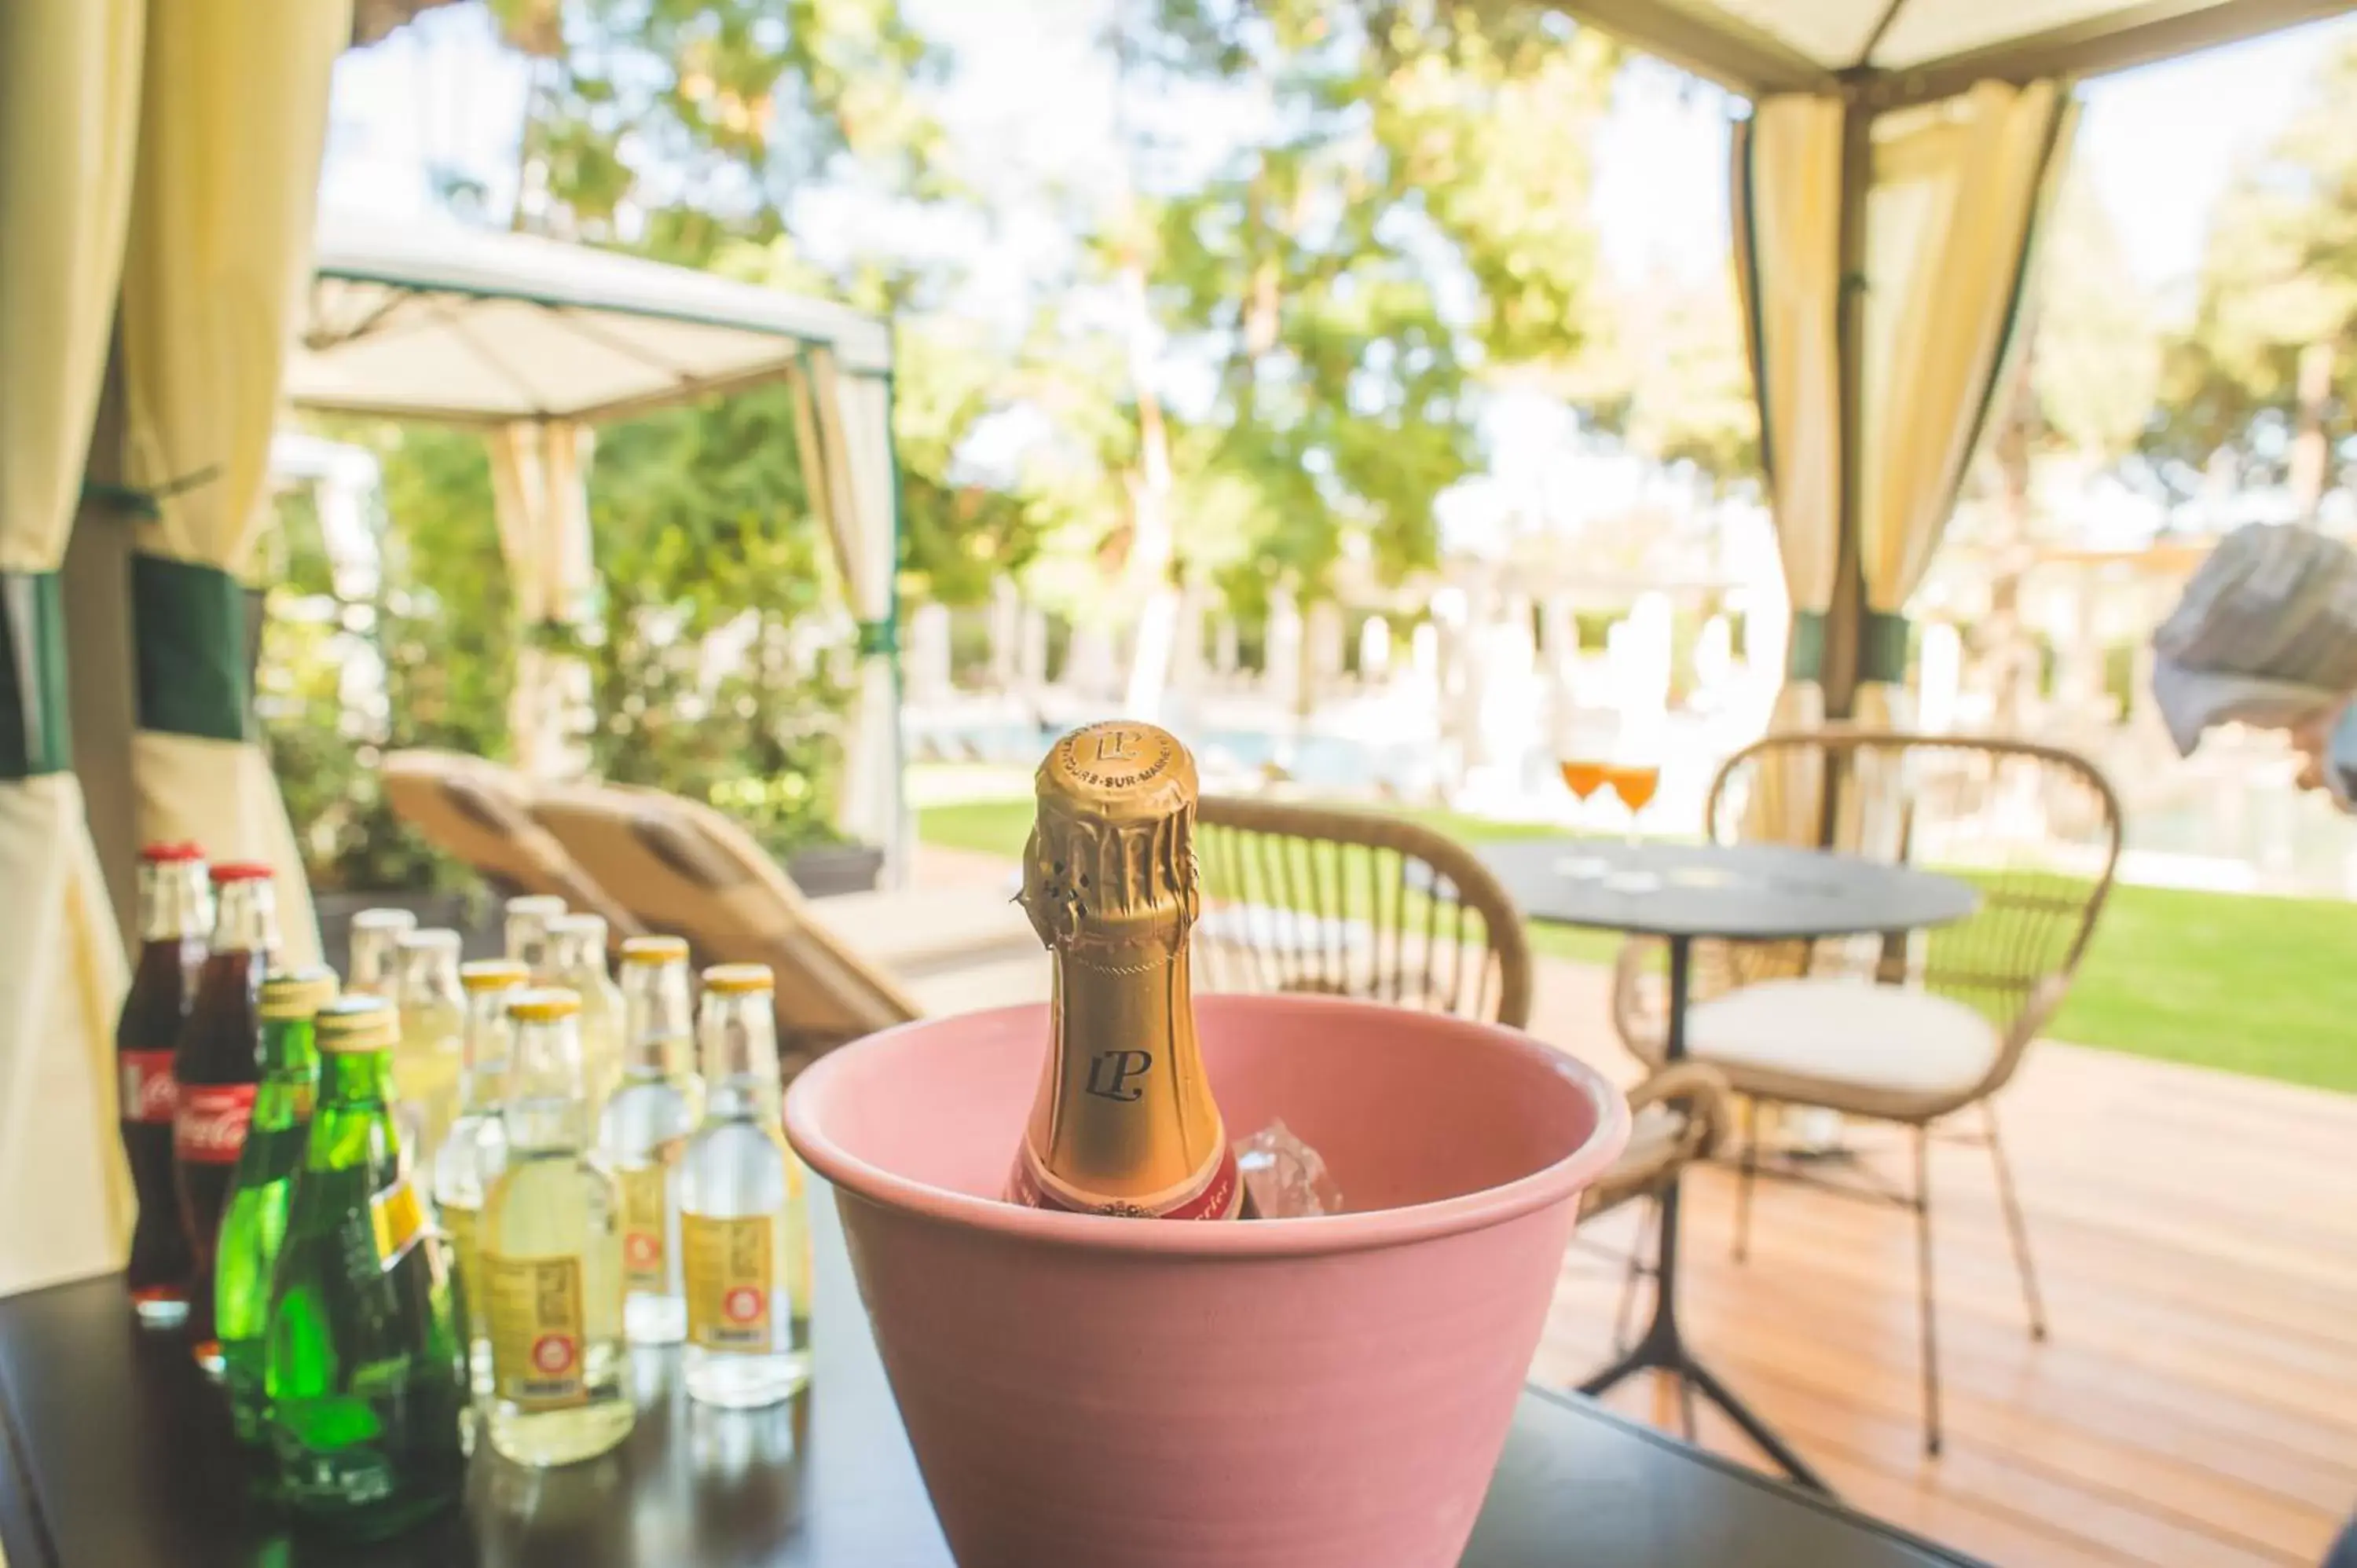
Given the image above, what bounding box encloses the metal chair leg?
[1981,1099,2048,1342]
[1912,1127,1942,1457]
[1612,1194,1656,1355]
[1732,1096,1759,1263]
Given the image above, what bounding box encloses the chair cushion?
[1686,979,2000,1113]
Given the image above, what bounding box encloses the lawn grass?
[918,794,2357,1096]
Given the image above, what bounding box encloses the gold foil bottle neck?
[1022,720,1200,956]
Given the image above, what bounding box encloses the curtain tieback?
[855,618,899,658]
[81,465,224,521]
[1787,608,1911,686]
[133,553,256,744]
[0,571,72,779]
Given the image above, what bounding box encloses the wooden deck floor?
[1527,962,2357,1568]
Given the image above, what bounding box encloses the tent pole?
[1822,86,1876,724]
[62,334,141,950]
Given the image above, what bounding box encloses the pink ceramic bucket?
[784,994,1629,1568]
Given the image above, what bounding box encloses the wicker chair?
[1611,730,2123,1454]
[1193,796,1532,1024]
[1194,796,1730,1225]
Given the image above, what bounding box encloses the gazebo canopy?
[1537,0,2351,101]
[277,211,909,888]
[288,211,893,424]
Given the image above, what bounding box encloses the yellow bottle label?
[484,1254,588,1410]
[370,1180,427,1270]
[617,1164,669,1291]
[440,1202,481,1322]
[682,1214,772,1351]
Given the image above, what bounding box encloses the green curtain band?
[0,571,72,779]
[855,618,899,658]
[1787,608,1910,687]
[79,465,222,522]
[1857,608,1911,687]
[79,480,161,520]
[132,552,254,744]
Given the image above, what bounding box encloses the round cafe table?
[1477,838,1978,1494]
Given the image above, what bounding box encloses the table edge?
[1522,1384,1990,1567]
[1475,839,1981,942]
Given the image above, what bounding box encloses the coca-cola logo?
[119,1052,178,1125]
[175,1085,255,1164]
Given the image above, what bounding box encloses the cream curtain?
[0,0,144,1297]
[794,351,907,885]
[118,0,352,970]
[1732,94,1845,844]
[487,419,597,780]
[1853,80,2077,729]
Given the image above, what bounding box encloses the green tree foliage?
[1571,269,1758,488]
[585,396,850,854]
[1962,171,2160,722]
[2152,39,2357,496]
[1013,0,1617,639]
[260,424,515,891]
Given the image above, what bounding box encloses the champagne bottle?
[1006,720,1248,1220]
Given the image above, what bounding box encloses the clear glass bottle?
[678,965,808,1408]
[392,929,467,1171]
[600,936,699,1346]
[547,914,625,1116]
[503,895,567,983]
[345,907,417,999]
[432,958,527,1395]
[478,987,632,1467]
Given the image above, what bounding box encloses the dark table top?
[0,1192,1985,1568]
[1478,839,1978,943]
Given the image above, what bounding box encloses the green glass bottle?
[263,996,468,1538]
[217,967,339,1448]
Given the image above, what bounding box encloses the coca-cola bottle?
[118,843,211,1327]
[174,863,280,1362]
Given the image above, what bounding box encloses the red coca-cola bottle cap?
[139,842,206,863]
[209,863,275,882]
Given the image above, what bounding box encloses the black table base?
[1574,934,1831,1493]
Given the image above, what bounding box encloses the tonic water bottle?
[547,914,625,1116]
[477,987,632,1467]
[392,929,466,1169]
[431,958,526,1394]
[503,894,567,982]
[343,907,416,999]
[679,965,808,1408]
